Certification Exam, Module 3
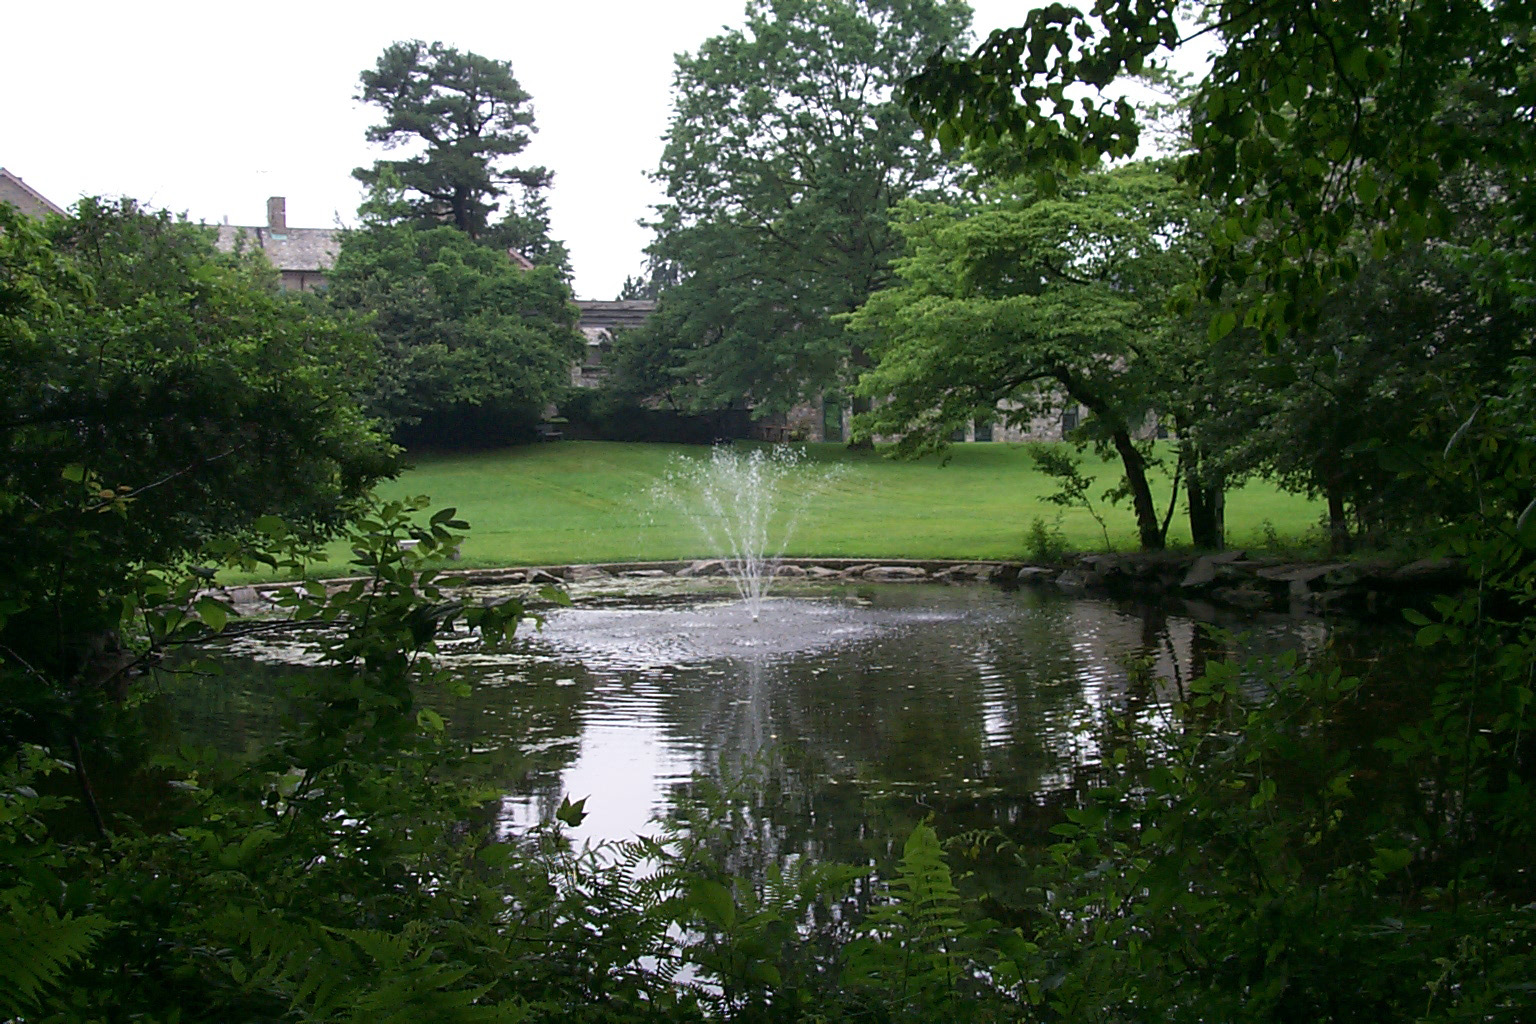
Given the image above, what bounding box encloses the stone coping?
[214,551,1464,620]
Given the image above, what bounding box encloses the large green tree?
[905,0,1536,337]
[1203,237,1529,553]
[354,40,554,250]
[1,199,392,582]
[0,197,394,831]
[326,186,583,443]
[903,14,1536,1017]
[850,162,1207,550]
[626,0,972,420]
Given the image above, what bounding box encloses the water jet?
[655,446,841,620]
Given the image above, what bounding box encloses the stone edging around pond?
[1042,550,1462,616]
[218,551,1463,620]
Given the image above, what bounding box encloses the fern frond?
[842,822,968,1010]
[0,902,110,1016]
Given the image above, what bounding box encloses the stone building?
[0,168,65,219]
[215,197,336,292]
[757,396,1093,444]
[555,297,1130,444]
[570,300,656,388]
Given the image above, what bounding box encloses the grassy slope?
[321,441,1320,570]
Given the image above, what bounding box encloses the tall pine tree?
[354,40,551,245]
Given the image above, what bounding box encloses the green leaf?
[554,794,587,827]
[1356,170,1378,205]
[1209,310,1237,341]
[747,960,782,987]
[691,879,737,928]
[539,585,572,607]
[253,515,287,538]
[195,597,229,633]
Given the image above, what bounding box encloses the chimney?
[266,196,287,232]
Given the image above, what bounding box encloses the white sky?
[1,0,1028,300]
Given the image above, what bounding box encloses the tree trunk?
[1063,371,1164,551]
[1110,427,1164,551]
[1326,480,1351,555]
[1187,471,1226,550]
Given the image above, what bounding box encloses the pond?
[167,580,1390,865]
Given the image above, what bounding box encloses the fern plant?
[842,822,970,1018]
[0,747,110,1020]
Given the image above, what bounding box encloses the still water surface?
[195,581,1345,860]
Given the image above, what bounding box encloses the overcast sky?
[2,0,1032,300]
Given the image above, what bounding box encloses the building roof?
[214,224,338,274]
[574,300,656,333]
[0,168,66,219]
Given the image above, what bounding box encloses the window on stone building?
[974,419,993,442]
[1061,406,1080,433]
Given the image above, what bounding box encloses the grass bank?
[285,441,1320,573]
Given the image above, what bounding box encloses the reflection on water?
[190,582,1333,858]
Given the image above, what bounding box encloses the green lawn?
[295,441,1320,572]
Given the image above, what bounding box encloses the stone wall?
[763,395,1094,444]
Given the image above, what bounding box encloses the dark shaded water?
[170,581,1397,863]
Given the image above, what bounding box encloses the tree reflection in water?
[172,582,1352,873]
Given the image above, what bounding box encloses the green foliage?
[0,503,550,1022]
[843,822,973,1018]
[628,0,972,417]
[907,0,1536,338]
[7,174,1532,1023]
[1022,514,1069,564]
[222,914,533,1023]
[959,381,1536,1018]
[0,198,392,565]
[326,206,583,440]
[0,902,110,1018]
[0,748,110,1017]
[354,40,552,248]
[0,197,394,790]
[1030,447,1113,551]
[849,161,1206,549]
[1200,236,1531,553]
[955,617,1534,1022]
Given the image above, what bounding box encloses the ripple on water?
[206,582,1344,850]
[521,593,973,672]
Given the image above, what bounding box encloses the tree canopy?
[326,185,583,443]
[354,40,552,245]
[622,0,972,418]
[1,198,393,582]
[851,161,1206,549]
[0,197,396,836]
[905,0,1536,336]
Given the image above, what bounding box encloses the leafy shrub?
[1024,515,1070,563]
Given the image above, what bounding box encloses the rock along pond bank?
[218,551,1464,621]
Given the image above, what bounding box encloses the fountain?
[654,445,841,620]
